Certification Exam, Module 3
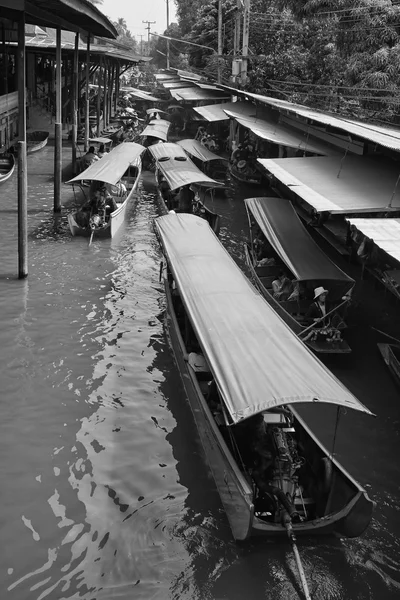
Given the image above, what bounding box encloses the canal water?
[1,144,400,600]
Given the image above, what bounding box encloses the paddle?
[371,326,400,345]
[282,512,312,600]
[88,229,94,247]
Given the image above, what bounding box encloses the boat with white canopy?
[155,211,373,543]
[149,142,223,234]
[245,197,355,354]
[67,142,145,240]
[177,138,228,183]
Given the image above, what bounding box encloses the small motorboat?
[0,153,15,184]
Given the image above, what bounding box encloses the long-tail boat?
[67,142,145,240]
[149,142,223,235]
[244,197,355,354]
[155,211,373,543]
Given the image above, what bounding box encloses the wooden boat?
[139,118,170,143]
[155,212,374,542]
[67,142,145,240]
[377,343,400,385]
[229,161,263,185]
[0,153,15,183]
[177,138,228,184]
[148,142,222,235]
[245,197,354,354]
[27,130,49,154]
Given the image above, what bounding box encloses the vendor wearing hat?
[306,286,330,328]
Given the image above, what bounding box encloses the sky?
[100,0,177,40]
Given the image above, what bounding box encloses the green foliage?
[171,0,400,122]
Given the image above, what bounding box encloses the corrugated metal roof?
[22,28,148,63]
[8,0,118,38]
[226,112,337,156]
[346,218,400,263]
[244,93,400,153]
[172,88,230,102]
[193,101,256,122]
[163,81,195,89]
[258,155,400,214]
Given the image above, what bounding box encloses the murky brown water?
[0,143,400,599]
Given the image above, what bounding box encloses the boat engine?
[270,427,299,502]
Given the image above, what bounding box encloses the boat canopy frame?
[155,212,373,423]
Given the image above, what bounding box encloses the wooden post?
[18,141,28,278]
[166,0,170,69]
[108,63,113,124]
[115,62,120,112]
[110,63,115,119]
[97,56,102,136]
[17,14,28,278]
[241,0,250,86]
[85,34,90,151]
[217,0,222,83]
[103,59,107,131]
[54,27,62,213]
[114,62,119,114]
[71,32,79,173]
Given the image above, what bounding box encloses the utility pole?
[142,20,156,56]
[138,35,144,56]
[217,0,222,83]
[166,0,170,69]
[241,0,250,86]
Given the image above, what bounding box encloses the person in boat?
[305,287,331,327]
[230,143,243,165]
[97,144,107,159]
[81,146,99,169]
[195,125,206,141]
[176,186,194,213]
[272,271,293,300]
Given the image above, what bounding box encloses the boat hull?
[0,153,15,183]
[69,159,142,239]
[229,163,262,185]
[163,275,373,540]
[156,187,221,236]
[244,244,351,354]
[377,343,400,385]
[27,131,49,154]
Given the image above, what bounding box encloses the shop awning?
[227,112,334,156]
[258,155,400,214]
[346,218,400,263]
[246,197,354,283]
[193,101,256,122]
[155,212,372,423]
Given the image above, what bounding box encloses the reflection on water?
[0,151,400,599]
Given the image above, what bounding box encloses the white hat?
[314,286,328,299]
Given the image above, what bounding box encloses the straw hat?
[314,286,328,299]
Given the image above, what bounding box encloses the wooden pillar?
[110,63,115,119]
[107,63,112,125]
[71,33,79,173]
[96,56,102,136]
[54,27,62,213]
[17,14,28,278]
[114,62,119,114]
[102,59,107,131]
[85,34,90,151]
